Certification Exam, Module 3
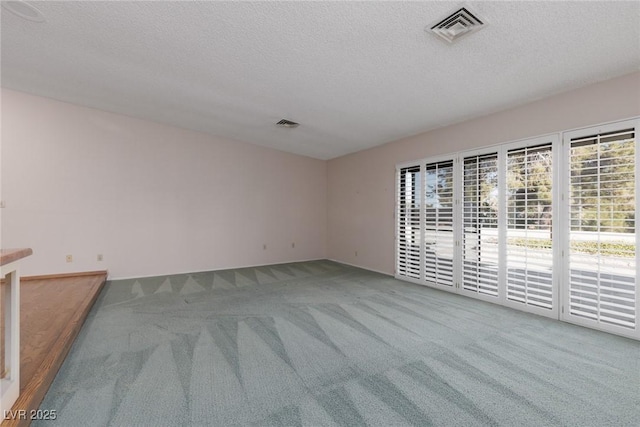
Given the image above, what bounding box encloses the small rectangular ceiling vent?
[429,7,485,43]
[276,119,300,128]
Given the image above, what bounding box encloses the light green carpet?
[36,260,639,426]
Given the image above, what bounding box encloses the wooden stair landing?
[3,272,106,426]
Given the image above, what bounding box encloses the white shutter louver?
[424,160,455,287]
[569,129,636,329]
[396,165,422,280]
[506,143,554,309]
[395,119,638,338]
[462,153,499,296]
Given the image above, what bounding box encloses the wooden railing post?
[0,249,33,422]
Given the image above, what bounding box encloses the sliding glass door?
[424,159,455,288]
[461,151,500,298]
[505,140,556,314]
[396,164,422,280]
[395,118,639,338]
[564,122,638,334]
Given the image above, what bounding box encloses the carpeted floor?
[37,260,639,426]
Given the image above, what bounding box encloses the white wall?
[5,72,639,279]
[1,89,327,278]
[327,71,640,274]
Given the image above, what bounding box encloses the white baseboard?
[111,257,326,281]
[327,259,393,277]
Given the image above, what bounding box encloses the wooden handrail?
[0,249,33,268]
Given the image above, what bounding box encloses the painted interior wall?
[327,71,640,275]
[3,72,639,280]
[1,89,327,279]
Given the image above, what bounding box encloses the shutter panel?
[506,143,554,309]
[396,165,421,280]
[424,160,455,286]
[462,153,499,296]
[569,129,636,329]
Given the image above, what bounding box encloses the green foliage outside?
[469,134,635,234]
[507,145,552,229]
[508,237,635,258]
[570,136,635,233]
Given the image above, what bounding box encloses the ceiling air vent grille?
[276,119,300,128]
[429,7,485,43]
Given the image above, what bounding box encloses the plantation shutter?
[424,160,455,286]
[568,129,636,329]
[462,152,499,296]
[396,165,422,280]
[506,143,554,309]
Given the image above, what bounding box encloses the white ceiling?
[2,1,639,160]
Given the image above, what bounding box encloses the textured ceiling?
[2,1,639,159]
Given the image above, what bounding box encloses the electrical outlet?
[263,244,267,250]
[292,242,295,248]
[355,250,358,257]
[66,254,73,263]
[97,254,103,262]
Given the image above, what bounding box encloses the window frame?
[458,145,503,304]
[395,116,640,340]
[561,118,640,339]
[395,161,423,284]
[501,135,560,318]
[422,155,458,290]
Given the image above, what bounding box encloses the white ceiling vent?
[429,7,485,43]
[276,119,300,128]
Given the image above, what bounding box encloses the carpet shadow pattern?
[37,261,640,426]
